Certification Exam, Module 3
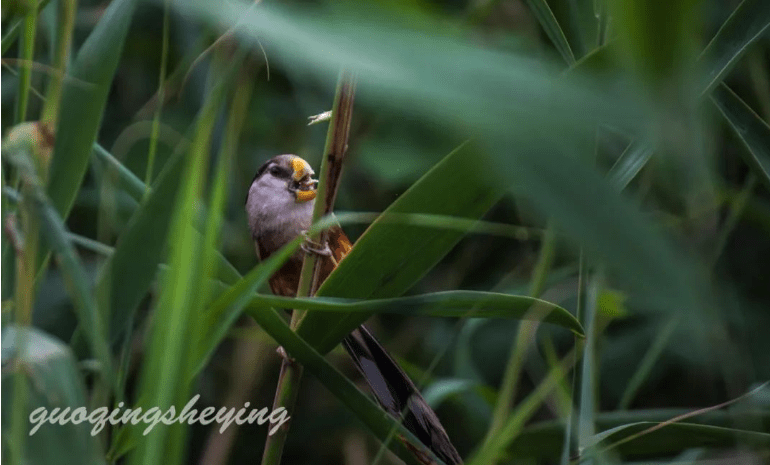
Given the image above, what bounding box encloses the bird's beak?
[290,156,317,203]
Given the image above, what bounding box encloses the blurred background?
[2,0,770,464]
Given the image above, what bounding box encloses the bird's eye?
[269,166,282,177]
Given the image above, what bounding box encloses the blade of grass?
[467,344,577,465]
[508,408,770,459]
[575,264,599,463]
[524,0,576,65]
[14,0,38,123]
[594,381,770,453]
[202,289,581,333]
[606,142,654,190]
[144,0,172,191]
[617,315,681,410]
[92,143,147,200]
[40,0,77,126]
[128,66,226,465]
[481,223,558,450]
[711,83,770,193]
[698,0,770,96]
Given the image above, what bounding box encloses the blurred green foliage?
[2,0,770,464]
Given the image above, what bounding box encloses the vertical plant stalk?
[481,222,557,449]
[261,70,357,465]
[144,0,171,193]
[14,0,38,123]
[9,186,37,465]
[41,0,77,128]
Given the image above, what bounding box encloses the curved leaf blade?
[246,291,583,335]
[698,0,770,96]
[712,84,770,193]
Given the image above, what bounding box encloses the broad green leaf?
[47,0,137,218]
[1,326,106,465]
[194,234,304,373]
[711,84,770,193]
[698,0,770,96]
[95,149,185,343]
[297,143,501,353]
[170,1,640,138]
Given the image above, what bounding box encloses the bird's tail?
[343,325,463,465]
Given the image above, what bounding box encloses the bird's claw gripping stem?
[300,231,332,257]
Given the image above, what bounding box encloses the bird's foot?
[300,231,332,257]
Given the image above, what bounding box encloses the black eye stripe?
[269,165,290,178]
[246,159,290,205]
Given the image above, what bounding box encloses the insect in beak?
[288,157,317,202]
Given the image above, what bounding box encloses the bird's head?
[245,154,319,251]
[247,154,318,205]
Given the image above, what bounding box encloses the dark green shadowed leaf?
[3,141,114,388]
[507,409,770,460]
[95,150,185,343]
[712,84,770,193]
[47,0,137,218]
[37,196,114,388]
[297,143,502,354]
[592,423,770,456]
[698,0,770,96]
[1,327,107,465]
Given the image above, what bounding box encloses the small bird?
[246,154,463,465]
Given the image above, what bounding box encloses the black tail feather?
[343,326,463,465]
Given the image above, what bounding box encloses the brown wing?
[311,225,353,295]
